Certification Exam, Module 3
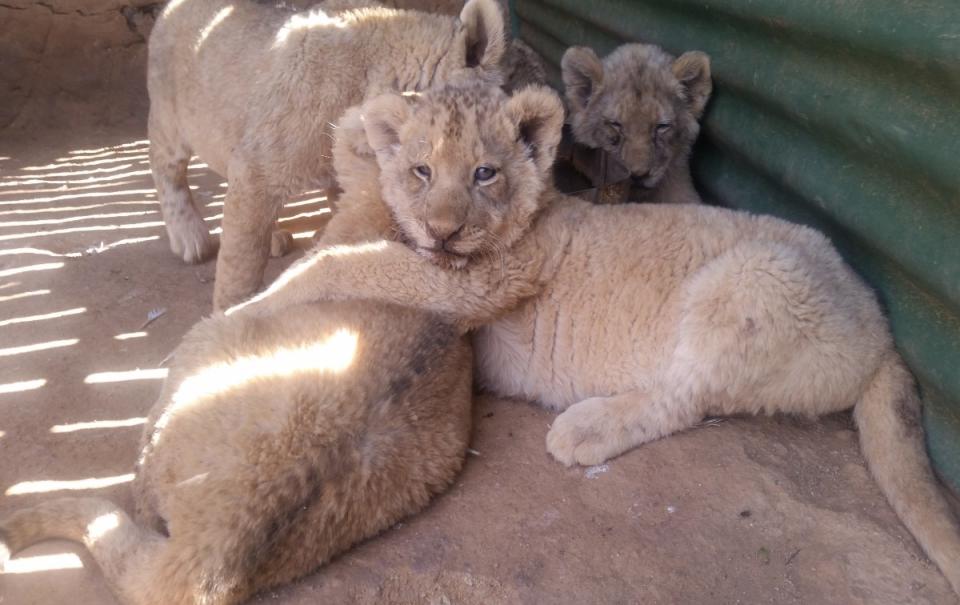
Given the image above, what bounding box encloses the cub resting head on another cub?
[237,80,960,596]
[0,81,478,605]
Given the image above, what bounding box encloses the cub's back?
[475,199,866,407]
[148,0,291,170]
[139,300,473,513]
[130,300,472,595]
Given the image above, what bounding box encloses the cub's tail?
[854,353,960,594]
[0,497,193,605]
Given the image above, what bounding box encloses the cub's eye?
[413,164,432,180]
[604,119,623,146]
[656,123,673,136]
[474,166,497,184]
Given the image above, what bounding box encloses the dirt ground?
[0,126,956,605]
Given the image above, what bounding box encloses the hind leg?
[665,239,875,416]
[548,240,870,466]
[149,114,216,263]
[1,497,245,605]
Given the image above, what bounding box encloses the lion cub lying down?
[0,113,505,604]
[148,0,506,310]
[0,80,549,604]
[0,304,471,605]
[560,43,711,205]
[239,81,960,593]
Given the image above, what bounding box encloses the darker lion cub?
[562,43,711,205]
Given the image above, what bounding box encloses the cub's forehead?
[413,86,507,126]
[604,45,683,105]
[402,86,515,151]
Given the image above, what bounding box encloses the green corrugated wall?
[511,0,960,492]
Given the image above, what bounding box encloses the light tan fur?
[325,0,547,92]
[236,82,960,594]
[148,0,506,310]
[0,110,478,604]
[563,43,711,205]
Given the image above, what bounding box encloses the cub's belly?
[472,295,662,410]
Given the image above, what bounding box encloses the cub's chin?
[417,247,471,270]
[627,163,668,190]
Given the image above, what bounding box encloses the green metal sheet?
[511,0,960,492]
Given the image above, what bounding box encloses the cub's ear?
[361,93,413,159]
[672,51,712,119]
[562,46,603,111]
[505,85,565,173]
[459,0,506,70]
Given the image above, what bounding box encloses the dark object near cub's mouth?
[555,124,673,204]
[631,173,654,189]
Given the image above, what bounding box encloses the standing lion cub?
[238,81,960,594]
[148,0,506,310]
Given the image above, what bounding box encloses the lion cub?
[237,81,960,594]
[148,0,506,310]
[0,115,482,605]
[0,304,471,605]
[561,43,711,205]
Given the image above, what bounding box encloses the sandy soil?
[0,127,955,604]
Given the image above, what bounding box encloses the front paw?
[169,219,217,264]
[546,398,624,467]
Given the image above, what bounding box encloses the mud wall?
[0,0,503,134]
[0,0,161,133]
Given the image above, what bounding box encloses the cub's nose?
[631,171,652,187]
[426,220,465,250]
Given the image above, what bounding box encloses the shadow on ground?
[0,128,954,604]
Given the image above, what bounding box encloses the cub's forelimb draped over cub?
[240,82,960,595]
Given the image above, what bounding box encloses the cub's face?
[360,83,564,268]
[562,44,712,189]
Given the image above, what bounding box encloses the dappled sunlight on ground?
[6,474,135,496]
[1,552,84,574]
[0,338,79,356]
[83,368,169,384]
[0,379,47,394]
[50,417,146,434]
[0,130,330,527]
[0,130,333,603]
